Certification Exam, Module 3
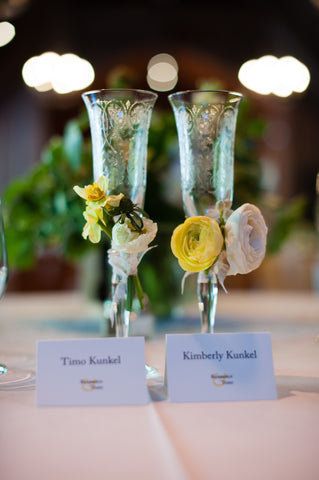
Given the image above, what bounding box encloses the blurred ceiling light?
[147,53,178,91]
[22,52,95,94]
[51,54,95,94]
[238,55,310,97]
[0,21,15,47]
[22,52,59,89]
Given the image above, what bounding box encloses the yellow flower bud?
[171,216,223,272]
[73,175,109,205]
[85,182,105,202]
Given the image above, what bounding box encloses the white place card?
[37,337,149,406]
[165,332,277,403]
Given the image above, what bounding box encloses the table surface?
[1,290,319,480]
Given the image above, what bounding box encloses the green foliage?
[3,113,93,270]
[263,196,307,255]
[141,110,185,315]
[233,98,266,207]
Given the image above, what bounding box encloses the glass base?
[145,363,159,380]
[0,366,35,389]
[0,353,35,389]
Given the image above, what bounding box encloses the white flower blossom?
[225,203,267,275]
[112,217,158,254]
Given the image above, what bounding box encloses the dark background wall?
[0,0,318,210]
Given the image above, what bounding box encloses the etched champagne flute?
[169,90,243,333]
[82,89,157,337]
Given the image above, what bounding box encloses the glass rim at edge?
[82,88,158,99]
[168,89,243,101]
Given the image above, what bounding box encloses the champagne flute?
[169,90,243,333]
[82,89,158,379]
[0,198,8,375]
[82,89,157,337]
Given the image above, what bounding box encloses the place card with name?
[37,337,148,406]
[165,332,277,403]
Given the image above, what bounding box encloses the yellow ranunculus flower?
[171,216,224,272]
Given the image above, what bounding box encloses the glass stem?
[197,271,218,334]
[112,271,130,337]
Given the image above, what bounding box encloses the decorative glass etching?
[83,89,157,208]
[169,90,242,218]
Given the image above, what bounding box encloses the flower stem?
[134,274,144,310]
[126,275,134,312]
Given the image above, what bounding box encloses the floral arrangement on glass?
[170,202,267,326]
[74,175,157,326]
[169,89,267,333]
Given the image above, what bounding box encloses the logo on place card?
[211,373,234,386]
[81,378,103,391]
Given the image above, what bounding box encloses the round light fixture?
[147,53,178,92]
[22,52,95,94]
[238,55,310,97]
[0,22,15,47]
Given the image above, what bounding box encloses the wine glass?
[0,198,8,376]
[0,198,35,388]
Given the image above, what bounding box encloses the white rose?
[112,217,157,254]
[225,203,267,275]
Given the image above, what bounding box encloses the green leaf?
[62,120,83,171]
[53,191,68,214]
[41,137,63,165]
[266,197,306,254]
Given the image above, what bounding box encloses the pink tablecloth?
[0,291,318,480]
